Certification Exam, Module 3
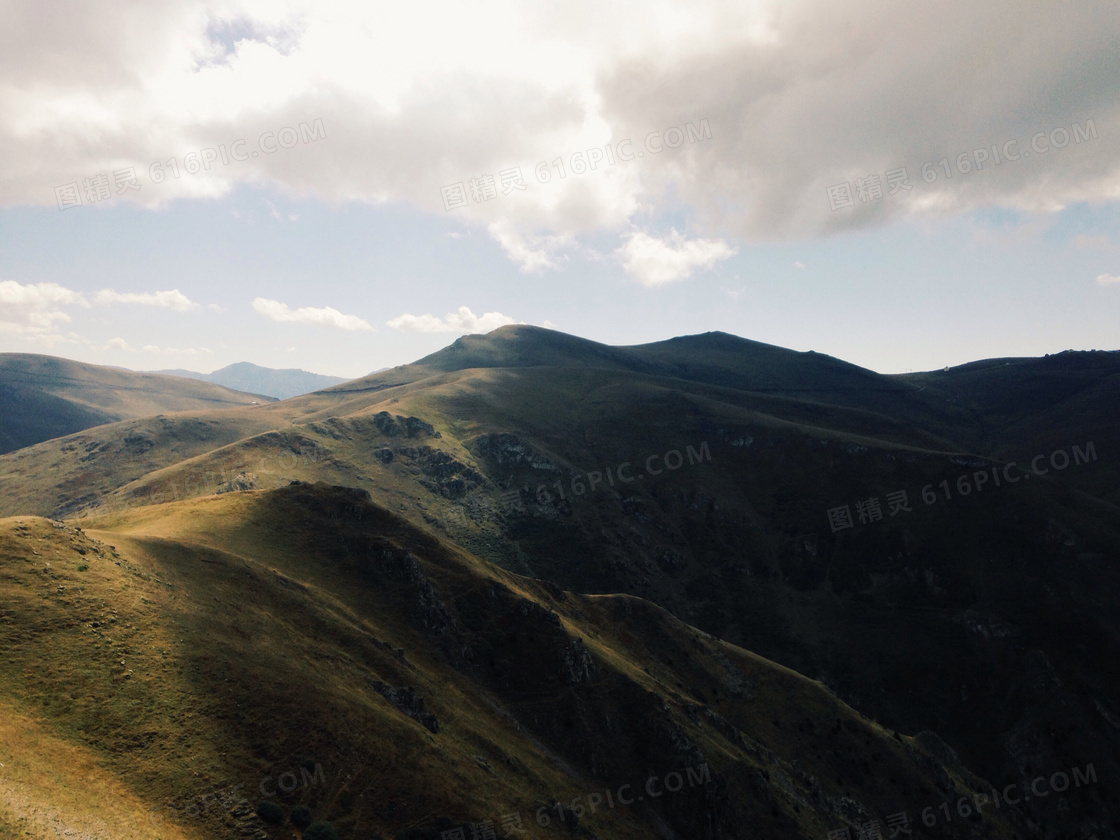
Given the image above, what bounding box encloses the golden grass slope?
[0,699,197,840]
[0,485,1030,839]
[0,361,956,528]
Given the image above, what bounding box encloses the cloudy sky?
[1,0,1118,379]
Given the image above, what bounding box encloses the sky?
[1,0,1118,380]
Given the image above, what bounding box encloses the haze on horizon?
[1,0,1118,378]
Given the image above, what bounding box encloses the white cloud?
[1097,273,1120,286]
[616,229,736,286]
[106,337,134,351]
[0,0,1118,260]
[94,288,200,311]
[387,306,519,333]
[794,261,806,269]
[264,199,297,221]
[252,297,373,330]
[0,280,89,338]
[486,221,573,273]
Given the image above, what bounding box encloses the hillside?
[155,362,351,400]
[894,350,1120,503]
[0,354,273,455]
[0,483,1043,840]
[333,328,968,429]
[0,326,1116,838]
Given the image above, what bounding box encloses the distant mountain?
[0,353,273,455]
[155,361,351,400]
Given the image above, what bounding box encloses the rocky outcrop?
[470,433,561,472]
[390,446,487,499]
[560,638,594,685]
[374,546,459,637]
[369,679,440,733]
[217,472,257,494]
[371,412,441,439]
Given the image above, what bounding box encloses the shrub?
[256,800,284,824]
[290,805,313,829]
[303,821,339,840]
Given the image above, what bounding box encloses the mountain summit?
[339,324,896,395]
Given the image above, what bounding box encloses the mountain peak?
[416,325,634,372]
[154,362,349,400]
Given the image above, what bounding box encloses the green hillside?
[0,354,274,455]
[0,326,1116,838]
[0,484,1038,840]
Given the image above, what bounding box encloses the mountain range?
[153,362,352,401]
[0,326,1116,840]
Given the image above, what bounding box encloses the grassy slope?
[3,358,1118,809]
[0,484,1030,840]
[0,361,974,523]
[5,330,1116,523]
[0,701,199,840]
[0,353,274,455]
[0,408,289,518]
[895,350,1120,504]
[1,331,1117,838]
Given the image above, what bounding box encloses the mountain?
[0,325,1116,838]
[893,349,1120,504]
[0,483,1036,840]
[0,353,274,455]
[155,362,351,400]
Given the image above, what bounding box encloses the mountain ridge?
[2,326,1117,838]
[0,483,1040,840]
[0,353,273,455]
[153,361,352,400]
